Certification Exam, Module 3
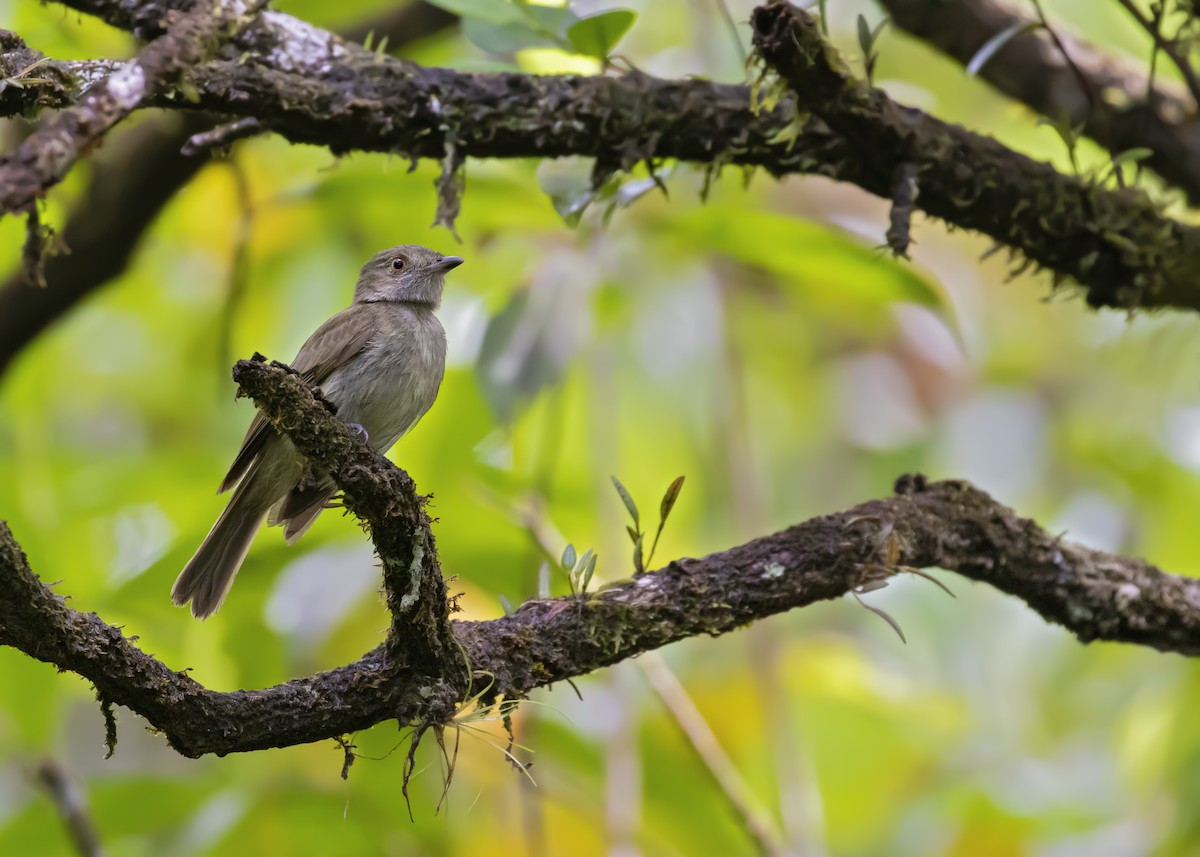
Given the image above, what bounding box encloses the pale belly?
[319,327,446,454]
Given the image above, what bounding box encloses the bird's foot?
[347,423,369,442]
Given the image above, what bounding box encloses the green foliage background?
[2,0,1199,854]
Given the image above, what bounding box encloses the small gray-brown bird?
[172,244,462,618]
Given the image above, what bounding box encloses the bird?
[171,244,463,618]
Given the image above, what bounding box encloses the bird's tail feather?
[172,476,267,619]
[269,479,338,545]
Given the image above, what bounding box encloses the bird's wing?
[218,305,378,493]
[291,303,379,385]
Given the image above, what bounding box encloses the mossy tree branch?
[880,0,1200,205]
[1,363,1198,759]
[750,1,1200,311]
[3,0,1200,313]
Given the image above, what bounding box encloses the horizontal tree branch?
[880,0,1200,205]
[0,0,1195,313]
[750,2,1200,311]
[1,361,1197,759]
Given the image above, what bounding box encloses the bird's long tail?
[172,469,269,619]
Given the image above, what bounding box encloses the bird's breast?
[319,308,447,453]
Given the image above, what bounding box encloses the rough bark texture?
[1,364,1197,758]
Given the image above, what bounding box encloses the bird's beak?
[432,256,464,272]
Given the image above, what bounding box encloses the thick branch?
[880,0,1200,205]
[0,29,120,115]
[0,0,1189,313]
[0,0,254,217]
[229,358,453,664]
[2,365,1199,758]
[751,2,1200,311]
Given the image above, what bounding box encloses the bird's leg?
[346,423,370,442]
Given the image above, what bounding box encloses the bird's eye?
[391,258,406,270]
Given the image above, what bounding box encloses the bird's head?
[353,244,463,307]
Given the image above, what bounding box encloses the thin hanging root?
[855,561,956,598]
[852,591,907,644]
[902,566,956,598]
[401,724,429,822]
[434,725,459,814]
[334,735,357,780]
[452,722,538,787]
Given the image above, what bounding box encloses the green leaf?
[424,0,522,25]
[667,208,948,314]
[499,594,515,616]
[871,17,889,46]
[581,553,597,592]
[523,3,581,38]
[856,14,888,56]
[567,9,636,59]
[611,475,640,527]
[632,533,644,574]
[966,22,1040,76]
[561,543,577,571]
[626,524,640,545]
[659,476,685,523]
[463,5,580,53]
[463,18,552,53]
[1109,147,1154,169]
[856,14,872,56]
[576,548,594,587]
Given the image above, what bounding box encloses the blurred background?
[2,0,1199,854]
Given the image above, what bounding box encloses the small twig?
[640,652,793,857]
[1113,0,1200,109]
[334,735,356,780]
[886,162,919,257]
[217,158,254,378]
[20,204,50,287]
[714,0,749,66]
[34,759,105,857]
[1028,0,1106,193]
[1137,2,1166,186]
[1029,0,1100,119]
[181,117,261,156]
[97,693,117,759]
